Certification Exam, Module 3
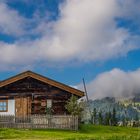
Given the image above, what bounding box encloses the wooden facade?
[0,71,84,117]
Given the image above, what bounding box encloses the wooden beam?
[0,71,84,97]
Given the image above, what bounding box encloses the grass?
[0,125,140,140]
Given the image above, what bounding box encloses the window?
[0,100,8,112]
[47,99,52,108]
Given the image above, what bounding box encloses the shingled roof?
[0,71,84,97]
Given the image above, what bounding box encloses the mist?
[78,68,140,100]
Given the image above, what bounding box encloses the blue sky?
[0,0,140,99]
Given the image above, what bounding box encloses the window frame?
[0,100,8,112]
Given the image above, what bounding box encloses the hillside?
[83,94,140,122]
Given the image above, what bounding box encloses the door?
[15,97,31,117]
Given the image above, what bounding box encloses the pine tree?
[91,108,97,124]
[93,108,97,124]
[104,111,112,126]
[98,111,103,125]
[105,112,109,125]
[135,113,139,121]
[112,108,117,126]
[108,111,112,125]
[122,117,126,126]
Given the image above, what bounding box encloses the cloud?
[118,0,140,19]
[79,68,140,99]
[0,0,140,70]
[35,0,138,62]
[0,2,27,36]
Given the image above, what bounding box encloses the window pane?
[3,107,6,111]
[3,102,6,106]
[47,100,52,108]
[0,101,7,111]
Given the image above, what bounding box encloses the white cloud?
[36,0,132,61]
[0,2,27,36]
[79,68,140,99]
[0,0,140,69]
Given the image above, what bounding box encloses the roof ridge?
[0,70,84,97]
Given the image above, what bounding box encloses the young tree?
[65,95,84,116]
[122,117,126,126]
[108,111,112,125]
[98,110,103,125]
[90,108,97,124]
[105,112,112,125]
[92,108,97,124]
[105,112,109,125]
[112,108,117,126]
[135,113,139,121]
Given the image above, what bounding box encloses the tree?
[105,112,109,125]
[98,111,103,125]
[105,112,112,125]
[91,108,97,124]
[65,95,84,116]
[93,108,97,124]
[112,108,117,126]
[122,117,126,126]
[134,113,139,121]
[108,111,112,125]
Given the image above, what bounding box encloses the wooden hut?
[0,71,84,117]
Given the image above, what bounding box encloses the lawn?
[0,125,140,140]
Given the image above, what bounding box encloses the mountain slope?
[83,94,140,122]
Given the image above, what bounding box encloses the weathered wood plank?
[0,115,78,130]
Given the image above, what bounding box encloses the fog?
[79,68,140,100]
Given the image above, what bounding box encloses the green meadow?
[0,125,139,140]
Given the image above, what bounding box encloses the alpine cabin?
[0,71,84,117]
